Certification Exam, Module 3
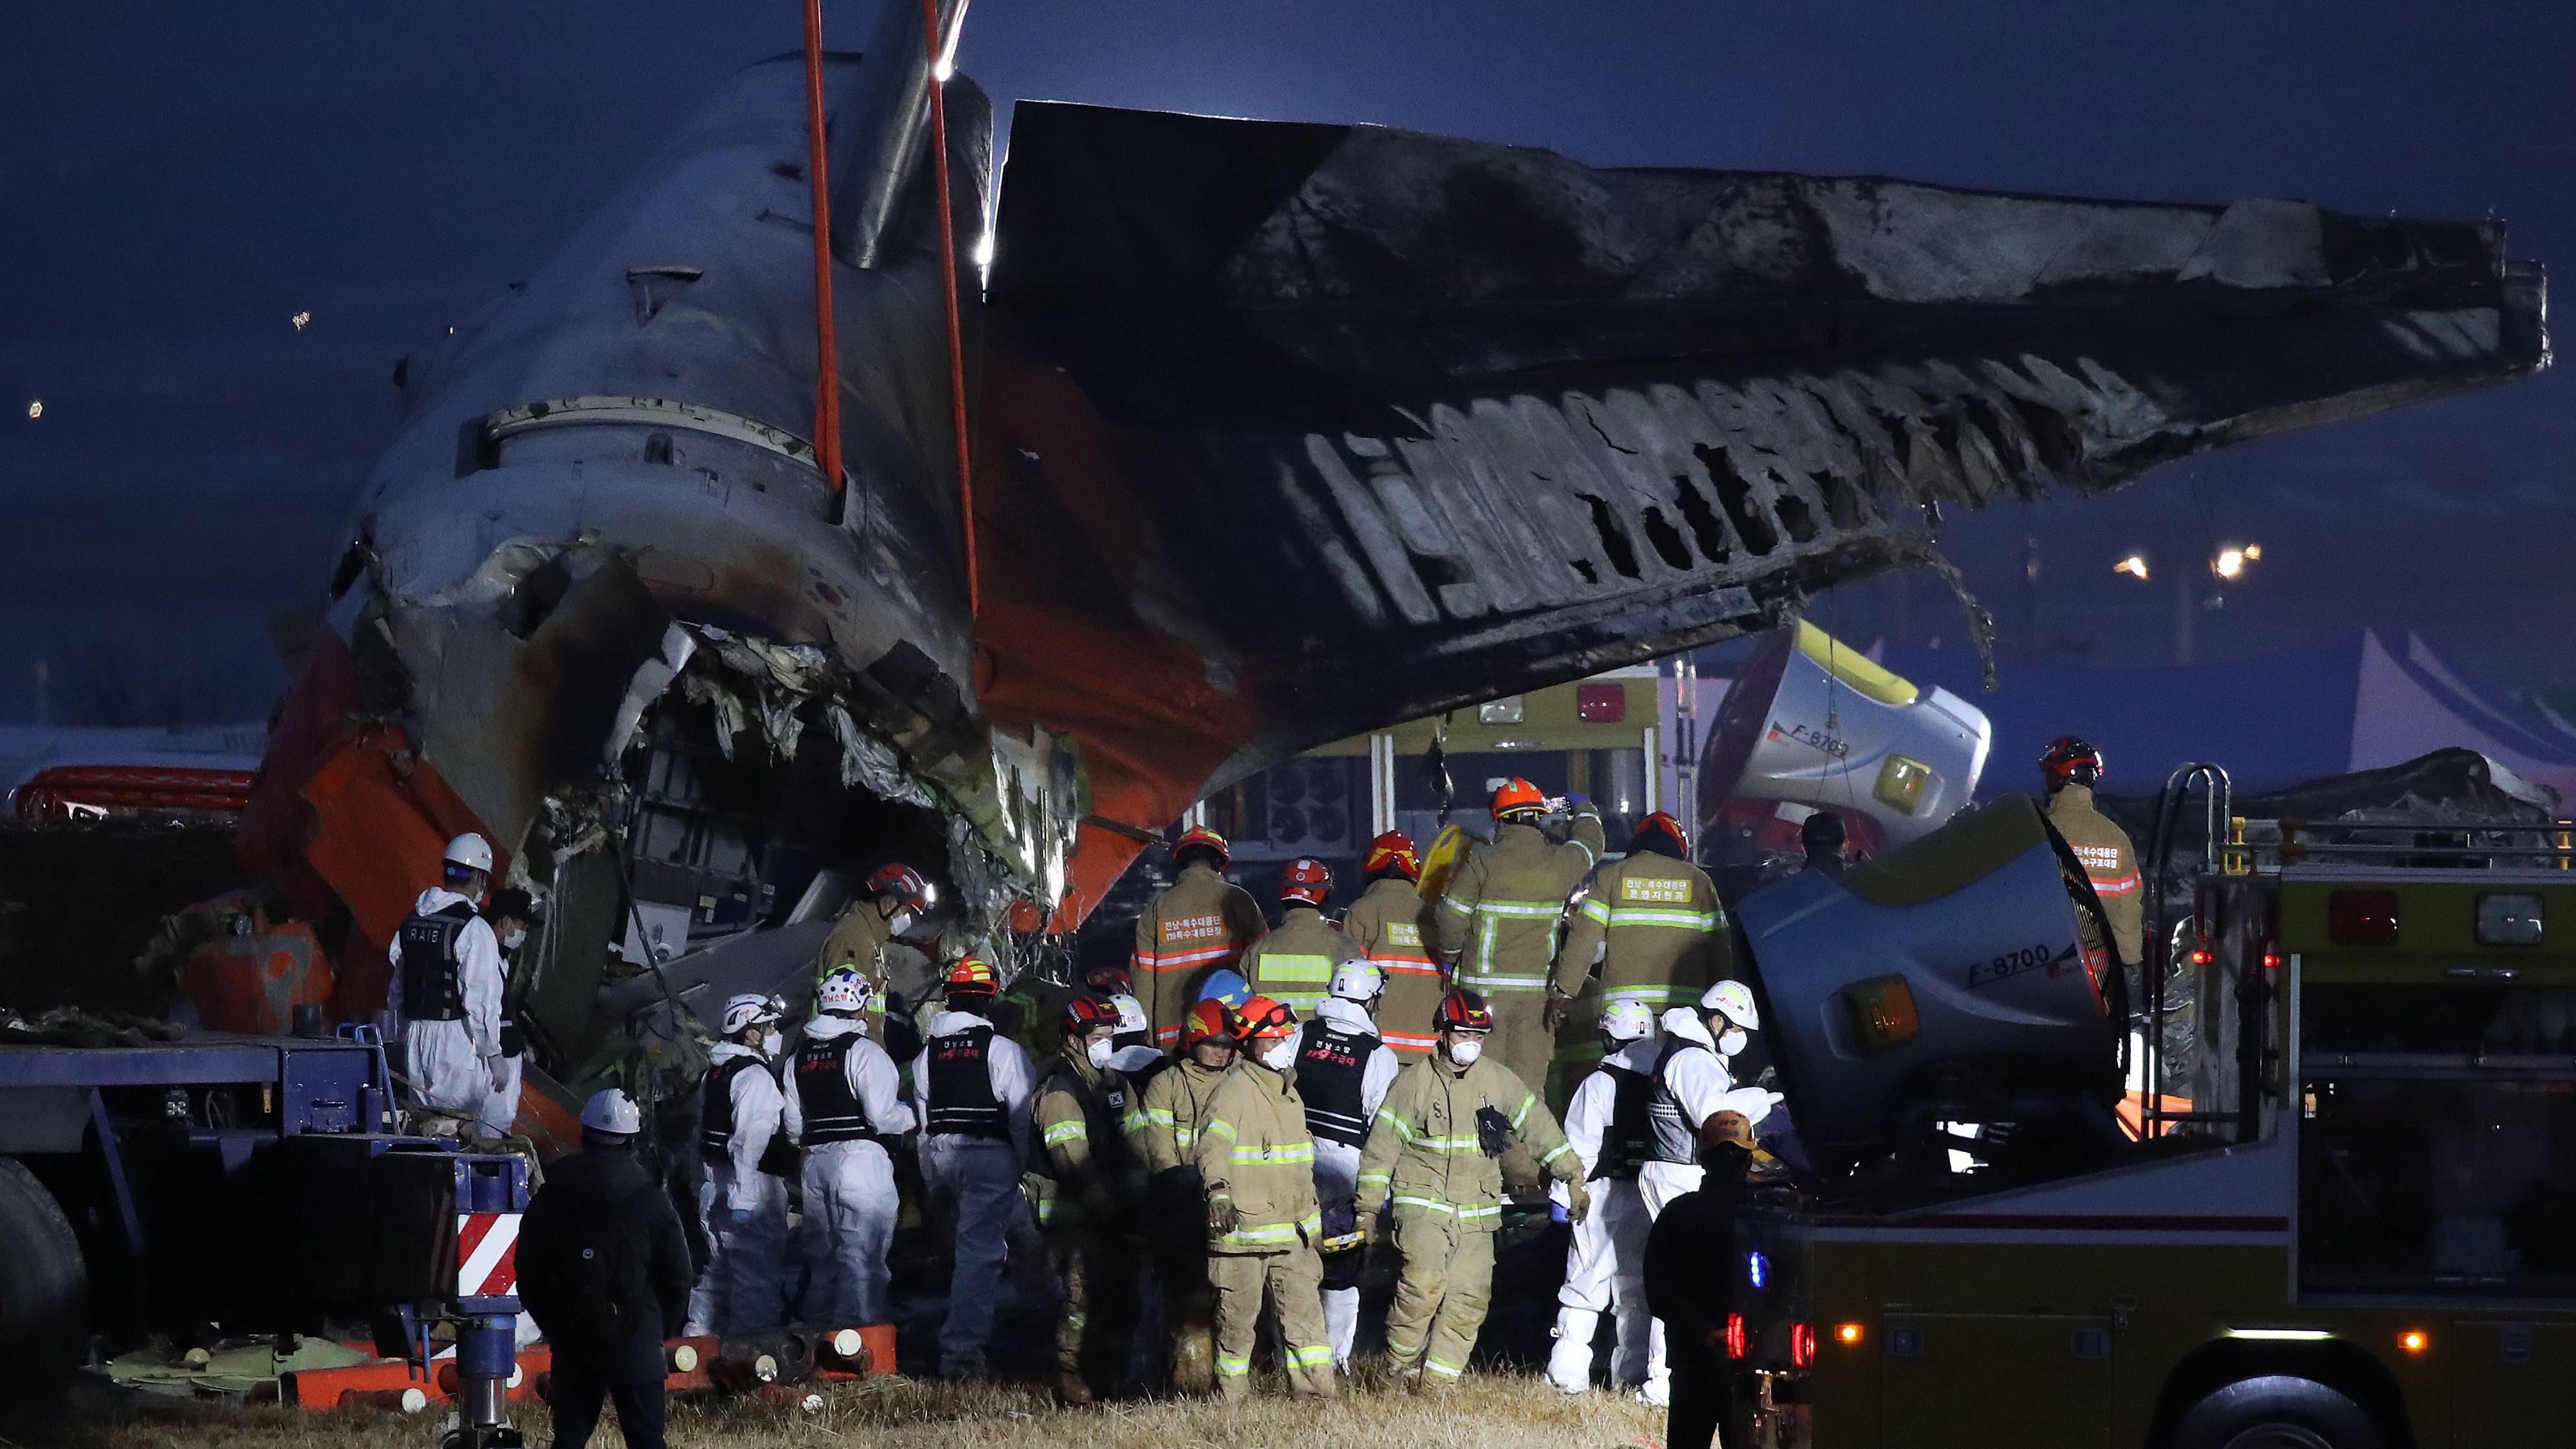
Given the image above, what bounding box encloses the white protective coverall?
[782,1013,907,1327]
[688,1041,792,1334]
[910,1009,1035,1376]
[1545,1048,1653,1393]
[1300,995,1402,1369]
[403,888,505,1123]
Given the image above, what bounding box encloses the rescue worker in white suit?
[689,993,793,1334]
[910,956,1036,1380]
[1546,999,1660,1395]
[1289,962,1402,1371]
[784,967,908,1328]
[398,834,508,1128]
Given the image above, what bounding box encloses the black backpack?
[548,1180,658,1345]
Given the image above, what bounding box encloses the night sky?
[3,1,2569,728]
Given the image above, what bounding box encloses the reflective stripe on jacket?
[1194,1061,1323,1254]
[1552,849,1732,1011]
[1242,906,1363,1017]
[1132,864,1269,1047]
[1343,877,1444,1055]
[1433,813,1604,994]
[1355,1054,1576,1233]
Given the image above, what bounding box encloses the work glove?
[1563,1175,1591,1225]
[1207,1195,1240,1240]
[484,1056,510,1094]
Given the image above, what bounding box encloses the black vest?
[699,1055,770,1162]
[924,1024,1009,1140]
[1595,1064,1656,1181]
[1295,1020,1378,1148]
[398,900,476,1022]
[1644,1037,1707,1167]
[793,1031,874,1146]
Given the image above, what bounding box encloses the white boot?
[1545,1307,1599,1394]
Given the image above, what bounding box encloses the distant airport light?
[2243,543,2263,561]
[2113,553,2149,580]
[291,311,312,331]
[2212,543,2261,580]
[25,399,40,420]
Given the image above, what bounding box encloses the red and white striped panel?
[456,1212,521,1297]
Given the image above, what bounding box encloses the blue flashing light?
[1747,1249,1770,1290]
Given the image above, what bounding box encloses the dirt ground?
[63,1370,1664,1449]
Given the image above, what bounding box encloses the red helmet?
[1061,991,1123,1038]
[1433,987,1494,1035]
[1490,778,1547,819]
[1362,831,1422,882]
[1632,811,1692,857]
[867,862,934,915]
[1280,856,1332,906]
[1183,998,1236,1048]
[1082,962,1132,995]
[1233,993,1299,1042]
[945,955,1000,995]
[2041,736,2104,789]
[1172,824,1231,869]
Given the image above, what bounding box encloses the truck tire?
[2170,1375,2387,1449]
[0,1158,87,1403]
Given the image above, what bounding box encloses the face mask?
[886,910,916,938]
[761,1029,785,1058]
[1448,1037,1483,1066]
[1085,1037,1114,1070]
[1718,1028,1749,1057]
[500,927,527,952]
[1261,1038,1299,1071]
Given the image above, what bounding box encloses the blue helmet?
[1196,968,1252,1009]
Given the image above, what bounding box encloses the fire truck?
[1724,767,2576,1448]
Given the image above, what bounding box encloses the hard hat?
[1490,778,1547,820]
[721,992,784,1036]
[1110,993,1148,1037]
[1062,991,1123,1039]
[945,955,1000,995]
[1701,979,1760,1031]
[1233,994,1299,1042]
[1328,961,1384,1003]
[579,1088,642,1136]
[817,967,871,1016]
[1083,962,1133,996]
[1598,1000,1656,1043]
[1631,811,1692,859]
[1280,856,1332,907]
[1698,1109,1756,1154]
[443,833,495,875]
[1172,825,1231,869]
[2041,736,2104,789]
[866,862,935,915]
[1183,998,1236,1048]
[1362,831,1422,882]
[1196,968,1252,1008]
[1433,987,1494,1035]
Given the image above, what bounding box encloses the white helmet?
[721,992,784,1037]
[579,1088,642,1136]
[1598,1000,1656,1043]
[1111,993,1149,1037]
[1328,962,1385,1003]
[443,833,495,876]
[1701,980,1760,1031]
[817,969,871,1016]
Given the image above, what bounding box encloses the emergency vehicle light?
[1791,1322,1818,1368]
[1835,1322,1865,1347]
[2327,890,2400,945]
[2399,1329,2430,1355]
[1747,1249,1770,1289]
[1725,1313,1748,1360]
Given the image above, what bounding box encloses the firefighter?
[474,886,538,1140]
[1357,988,1589,1389]
[1243,857,1364,1017]
[1132,826,1270,1050]
[1434,781,1604,1111]
[1545,999,1659,1395]
[399,833,508,1130]
[910,956,1036,1379]
[516,1090,693,1449]
[1134,998,1238,1393]
[1341,832,1444,1060]
[1644,1110,1759,1449]
[1549,811,1730,1034]
[688,993,792,1334]
[781,967,906,1330]
[1003,961,1132,1064]
[1030,993,1147,1404]
[1194,995,1337,1400]
[2042,736,2144,967]
[1292,962,1402,1370]
[813,862,936,1035]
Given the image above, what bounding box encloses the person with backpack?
[517,1090,693,1449]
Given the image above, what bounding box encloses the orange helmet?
[1172,824,1231,869]
[1183,998,1236,1048]
[1631,811,1692,858]
[1490,778,1547,820]
[1433,987,1494,1035]
[945,955,1000,995]
[1280,856,1332,906]
[1233,993,1299,1042]
[1362,831,1422,882]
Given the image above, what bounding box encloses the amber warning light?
[1835,1322,1865,1346]
[2401,1329,2430,1355]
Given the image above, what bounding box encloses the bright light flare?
[25,399,41,420]
[972,231,995,268]
[2112,553,2150,581]
[2212,548,2247,580]
[1834,1322,1865,1346]
[290,310,312,331]
[2400,1329,2430,1355]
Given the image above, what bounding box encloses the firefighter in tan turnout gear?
[1194,994,1338,1400]
[811,862,935,1037]
[1548,811,1730,1031]
[1434,780,1604,1098]
[1341,832,1444,1059]
[1358,988,1588,1389]
[1132,826,1269,1049]
[1029,993,1147,1404]
[2041,736,2144,967]
[1135,998,1240,1394]
[1243,857,1364,1017]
